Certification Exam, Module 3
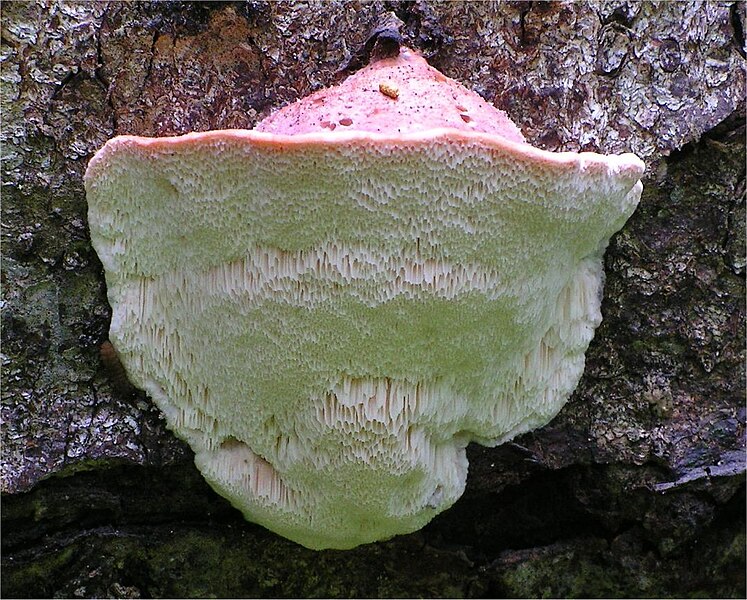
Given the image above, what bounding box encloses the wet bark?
[2,1,745,597]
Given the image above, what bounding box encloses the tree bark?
[2,1,744,597]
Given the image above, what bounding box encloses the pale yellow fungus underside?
[86,49,644,550]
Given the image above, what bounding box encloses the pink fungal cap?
[256,47,526,142]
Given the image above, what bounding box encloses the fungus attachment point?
[86,48,643,550]
[100,340,135,398]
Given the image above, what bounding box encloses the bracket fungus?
[86,48,644,549]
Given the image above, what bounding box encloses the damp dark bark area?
[2,2,745,598]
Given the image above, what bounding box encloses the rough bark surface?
[2,1,745,598]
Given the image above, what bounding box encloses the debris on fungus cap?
[85,47,644,550]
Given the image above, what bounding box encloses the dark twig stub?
[338,12,404,75]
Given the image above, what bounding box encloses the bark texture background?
[2,1,745,598]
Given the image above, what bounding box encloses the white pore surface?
[85,50,644,550]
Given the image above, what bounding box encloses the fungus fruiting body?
[86,48,644,549]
